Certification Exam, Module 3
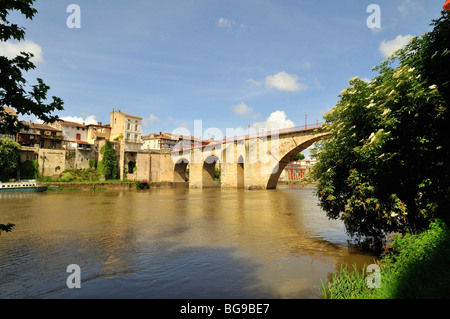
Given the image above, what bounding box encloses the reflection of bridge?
[169,124,330,190]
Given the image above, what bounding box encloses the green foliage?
[214,168,221,181]
[322,219,450,299]
[89,159,97,169]
[293,153,305,161]
[0,0,63,134]
[135,180,149,189]
[98,141,118,180]
[58,171,76,182]
[321,264,369,299]
[0,137,20,180]
[312,11,450,241]
[19,160,38,179]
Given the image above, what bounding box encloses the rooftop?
[112,110,143,120]
[1,106,18,117]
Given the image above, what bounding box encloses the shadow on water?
[45,243,271,299]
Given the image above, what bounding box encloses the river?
[0,187,375,299]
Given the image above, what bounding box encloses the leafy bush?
[58,171,76,182]
[0,137,20,181]
[98,141,118,180]
[19,160,38,179]
[312,11,450,241]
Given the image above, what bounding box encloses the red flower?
[444,0,450,11]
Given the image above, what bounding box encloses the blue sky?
[1,0,445,138]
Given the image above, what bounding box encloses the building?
[0,106,19,140]
[280,158,316,182]
[142,132,179,150]
[30,123,64,149]
[109,110,143,179]
[142,132,206,151]
[86,123,111,144]
[17,122,41,148]
[49,120,95,151]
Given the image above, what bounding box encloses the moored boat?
[0,181,47,193]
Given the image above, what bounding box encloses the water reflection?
[0,188,375,299]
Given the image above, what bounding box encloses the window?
[40,140,44,148]
[127,133,130,140]
[76,133,81,140]
[127,123,131,130]
[50,141,57,148]
[135,124,138,131]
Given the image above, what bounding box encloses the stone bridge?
[166,125,331,190]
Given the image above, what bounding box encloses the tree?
[293,153,305,161]
[0,0,64,134]
[0,137,20,236]
[98,141,118,180]
[312,11,450,243]
[0,137,20,181]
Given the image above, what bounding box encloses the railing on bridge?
[171,121,326,153]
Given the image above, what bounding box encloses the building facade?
[110,110,143,179]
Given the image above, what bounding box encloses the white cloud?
[265,71,308,92]
[252,110,295,130]
[247,78,263,86]
[60,115,98,125]
[232,102,260,119]
[63,58,77,70]
[217,17,247,31]
[0,40,44,63]
[379,34,413,58]
[217,17,235,29]
[143,114,161,126]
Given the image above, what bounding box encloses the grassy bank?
[321,219,450,299]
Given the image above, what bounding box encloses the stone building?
[109,110,143,180]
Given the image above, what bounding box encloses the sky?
[1,0,445,143]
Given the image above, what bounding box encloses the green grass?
[321,219,450,299]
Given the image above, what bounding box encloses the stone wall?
[38,149,66,177]
[136,151,175,182]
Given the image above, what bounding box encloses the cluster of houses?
[1,106,206,180]
[1,106,315,182]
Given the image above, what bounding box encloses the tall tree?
[0,0,64,134]
[312,11,450,243]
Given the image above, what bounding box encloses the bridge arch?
[174,157,190,182]
[265,133,329,189]
[203,155,220,188]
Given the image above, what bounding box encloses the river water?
[0,187,375,299]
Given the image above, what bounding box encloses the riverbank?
[321,219,450,298]
[42,181,189,191]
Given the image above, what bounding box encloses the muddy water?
[0,187,375,299]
